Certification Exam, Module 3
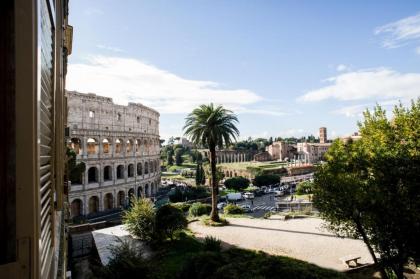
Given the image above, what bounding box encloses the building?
[266,141,297,161]
[0,0,72,278]
[174,137,194,149]
[66,91,161,219]
[319,127,327,143]
[296,127,332,163]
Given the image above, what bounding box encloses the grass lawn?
[152,231,349,279]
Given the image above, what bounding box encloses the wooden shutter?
[39,0,55,276]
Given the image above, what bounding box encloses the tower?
[319,127,327,143]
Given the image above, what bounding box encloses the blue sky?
[66,0,420,141]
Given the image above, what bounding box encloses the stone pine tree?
[312,100,420,279]
[184,104,239,222]
[167,149,174,166]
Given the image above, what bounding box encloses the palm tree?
[183,104,239,222]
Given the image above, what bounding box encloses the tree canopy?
[224,176,250,192]
[312,100,420,278]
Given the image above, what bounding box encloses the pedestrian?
[251,199,254,206]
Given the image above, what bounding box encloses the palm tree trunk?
[209,144,220,222]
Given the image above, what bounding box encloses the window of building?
[117,113,122,121]
[137,116,140,123]
[89,110,95,118]
[149,119,151,124]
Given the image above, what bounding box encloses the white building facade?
[66,91,161,218]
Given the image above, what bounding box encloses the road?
[234,193,292,217]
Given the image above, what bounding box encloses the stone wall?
[66,91,161,218]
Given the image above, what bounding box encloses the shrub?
[155,204,187,240]
[223,176,250,192]
[171,202,191,213]
[189,202,212,217]
[223,204,244,215]
[296,180,313,195]
[178,251,222,279]
[95,239,151,279]
[203,236,222,252]
[168,186,210,203]
[253,174,280,187]
[123,198,155,242]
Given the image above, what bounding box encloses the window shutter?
[39,0,55,276]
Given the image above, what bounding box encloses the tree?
[175,148,183,166]
[167,149,174,166]
[296,180,313,195]
[253,174,280,187]
[155,204,187,240]
[312,100,420,279]
[123,198,156,242]
[184,104,239,222]
[224,176,250,192]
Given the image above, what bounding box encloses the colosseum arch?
[137,186,143,198]
[145,161,149,174]
[137,162,143,176]
[128,188,135,205]
[103,165,112,181]
[128,164,134,177]
[86,138,98,154]
[115,138,123,154]
[116,165,124,179]
[135,139,141,153]
[126,139,134,153]
[88,196,99,214]
[88,167,98,183]
[103,193,114,210]
[151,182,155,195]
[144,184,149,197]
[68,137,82,155]
[117,191,125,207]
[71,199,83,217]
[102,138,111,154]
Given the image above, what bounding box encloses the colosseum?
[66,91,161,219]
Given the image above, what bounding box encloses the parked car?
[243,192,255,199]
[217,202,227,210]
[240,204,253,213]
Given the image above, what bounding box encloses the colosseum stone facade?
[66,91,161,218]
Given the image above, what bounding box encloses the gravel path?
[189,217,374,271]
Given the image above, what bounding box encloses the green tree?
[175,147,184,166]
[123,198,155,242]
[296,180,313,195]
[184,104,239,222]
[195,163,202,186]
[167,149,174,166]
[252,174,280,187]
[224,176,250,192]
[313,100,420,279]
[155,204,187,240]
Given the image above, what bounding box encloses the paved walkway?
[189,217,374,271]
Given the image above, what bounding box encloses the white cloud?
[333,99,411,118]
[336,64,349,72]
[66,55,279,115]
[416,46,420,55]
[375,12,420,48]
[299,68,420,102]
[96,44,124,53]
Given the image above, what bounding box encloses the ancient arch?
[88,167,98,183]
[145,161,149,174]
[116,165,124,179]
[88,196,99,214]
[71,199,83,217]
[115,138,123,154]
[103,193,114,210]
[117,191,125,207]
[103,165,112,181]
[128,164,134,177]
[102,138,111,154]
[86,138,98,154]
[137,162,143,176]
[68,138,82,155]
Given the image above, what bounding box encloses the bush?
[171,202,191,213]
[189,202,212,217]
[224,176,250,192]
[253,174,280,187]
[203,236,222,252]
[296,180,313,195]
[169,186,210,203]
[94,239,151,279]
[123,198,155,242]
[155,204,187,240]
[223,204,244,215]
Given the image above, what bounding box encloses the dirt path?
[189,217,374,271]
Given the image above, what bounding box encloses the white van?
[243,192,255,199]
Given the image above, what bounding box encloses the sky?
[66,0,420,141]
